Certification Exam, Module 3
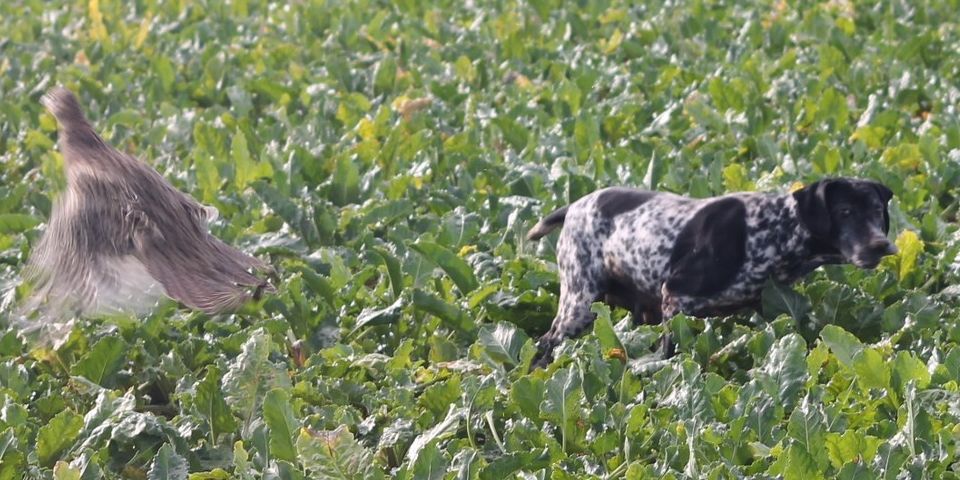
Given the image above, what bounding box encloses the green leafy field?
[2,0,960,478]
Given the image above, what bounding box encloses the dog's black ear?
[867,181,893,233]
[869,181,893,203]
[792,180,833,239]
[665,197,747,297]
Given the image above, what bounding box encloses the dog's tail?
[526,206,568,241]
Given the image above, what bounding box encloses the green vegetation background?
[1,0,959,478]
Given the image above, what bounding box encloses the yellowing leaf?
[723,163,755,191]
[824,430,881,469]
[88,0,108,41]
[881,143,922,171]
[894,230,923,281]
[454,55,476,83]
[849,125,886,150]
[135,13,153,49]
[601,29,623,54]
[599,8,627,24]
[356,117,378,141]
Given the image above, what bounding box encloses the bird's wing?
[24,86,273,324]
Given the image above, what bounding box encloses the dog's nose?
[868,238,898,257]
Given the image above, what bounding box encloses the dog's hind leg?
[532,232,605,369]
[532,283,601,369]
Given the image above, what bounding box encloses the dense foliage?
[1,0,960,478]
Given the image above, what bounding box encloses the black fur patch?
[596,188,657,219]
[869,181,893,233]
[665,197,748,297]
[603,274,659,321]
[793,180,832,239]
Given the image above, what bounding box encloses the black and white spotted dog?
[527,178,896,368]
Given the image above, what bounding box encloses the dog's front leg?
[658,287,683,358]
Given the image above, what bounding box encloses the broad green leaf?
[406,406,463,467]
[817,87,848,131]
[761,281,811,321]
[782,444,824,480]
[812,144,842,174]
[510,376,545,422]
[708,77,745,111]
[232,130,273,190]
[891,351,931,395]
[419,375,461,417]
[787,404,825,455]
[53,461,81,480]
[263,388,299,463]
[411,440,447,480]
[409,241,479,294]
[194,153,221,204]
[836,462,876,480]
[153,55,176,92]
[758,334,808,408]
[147,444,189,480]
[70,336,126,388]
[37,409,83,467]
[195,365,237,442]
[540,367,583,452]
[450,448,483,480]
[336,92,371,127]
[297,425,382,480]
[331,154,360,205]
[222,330,291,434]
[492,117,529,151]
[106,109,141,129]
[369,247,404,298]
[475,322,528,367]
[819,325,863,367]
[0,214,40,234]
[412,289,472,331]
[479,449,551,480]
[852,348,890,391]
[454,55,476,83]
[374,56,397,94]
[351,296,405,335]
[591,302,624,353]
[825,430,881,469]
[685,94,725,131]
[559,79,582,114]
[723,163,754,192]
[573,113,599,161]
[0,428,23,480]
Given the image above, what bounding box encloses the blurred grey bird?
[21,86,273,326]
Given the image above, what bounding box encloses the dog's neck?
[772,194,845,282]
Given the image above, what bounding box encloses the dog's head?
[793,178,897,269]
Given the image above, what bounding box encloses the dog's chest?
[716,195,808,299]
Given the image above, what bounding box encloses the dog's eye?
[839,208,853,218]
